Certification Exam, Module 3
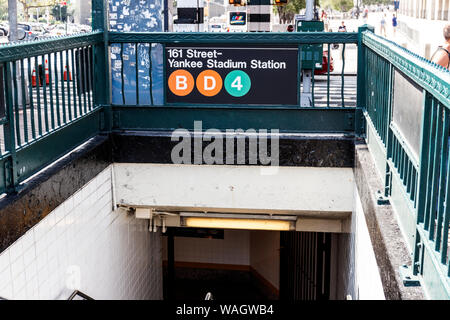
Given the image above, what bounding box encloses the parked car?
[29,23,49,39]
[13,23,39,41]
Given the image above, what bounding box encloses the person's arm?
[432,50,450,69]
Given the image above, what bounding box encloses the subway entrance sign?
[165,46,298,105]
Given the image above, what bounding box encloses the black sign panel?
[165,45,298,105]
[230,12,246,25]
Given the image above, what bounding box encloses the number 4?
[231,76,243,91]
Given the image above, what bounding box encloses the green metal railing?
[0,18,449,298]
[362,30,450,299]
[0,32,104,194]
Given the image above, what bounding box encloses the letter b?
[168,70,194,96]
[176,76,188,90]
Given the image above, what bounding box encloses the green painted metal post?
[3,62,17,192]
[92,0,111,131]
[356,25,374,136]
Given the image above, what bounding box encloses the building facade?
[398,0,449,21]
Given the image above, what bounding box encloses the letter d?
[204,76,216,90]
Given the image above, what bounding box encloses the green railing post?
[356,25,374,136]
[3,62,17,193]
[92,0,111,132]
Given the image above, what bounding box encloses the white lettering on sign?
[207,59,247,69]
[168,59,204,68]
[231,76,243,91]
[250,60,287,69]
[176,76,188,90]
[186,49,222,59]
[204,76,216,90]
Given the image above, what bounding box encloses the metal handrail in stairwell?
[68,290,94,300]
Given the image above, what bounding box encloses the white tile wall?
[162,230,250,266]
[0,166,163,300]
[250,231,280,289]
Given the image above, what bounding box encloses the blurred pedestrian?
[287,24,294,32]
[431,24,450,69]
[380,14,387,37]
[392,14,398,36]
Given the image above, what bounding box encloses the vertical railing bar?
[12,62,21,146]
[326,43,330,108]
[34,56,42,136]
[395,138,399,166]
[65,50,72,121]
[311,65,315,108]
[436,107,449,250]
[428,102,442,234]
[47,53,55,130]
[4,61,17,191]
[372,53,376,129]
[27,57,36,139]
[20,59,28,143]
[135,43,139,106]
[382,59,388,142]
[53,52,61,127]
[90,46,96,109]
[70,49,78,119]
[82,46,88,114]
[403,150,408,183]
[373,53,378,132]
[424,98,437,227]
[417,92,433,223]
[41,55,49,133]
[392,136,397,164]
[380,59,388,143]
[86,46,93,111]
[441,137,450,264]
[399,146,405,180]
[148,43,154,106]
[411,167,417,201]
[366,49,370,115]
[298,45,302,107]
[162,43,167,105]
[406,160,412,192]
[59,51,67,124]
[121,43,126,105]
[341,43,346,108]
[76,48,84,115]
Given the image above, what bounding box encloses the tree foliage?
[17,0,59,21]
[0,0,7,20]
[320,0,354,11]
[361,0,391,4]
[273,0,306,24]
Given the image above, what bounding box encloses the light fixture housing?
[183,217,294,231]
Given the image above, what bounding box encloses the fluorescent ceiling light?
[184,217,293,231]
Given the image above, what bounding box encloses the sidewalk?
[330,11,448,60]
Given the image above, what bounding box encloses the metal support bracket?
[399,264,421,287]
[376,190,390,205]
